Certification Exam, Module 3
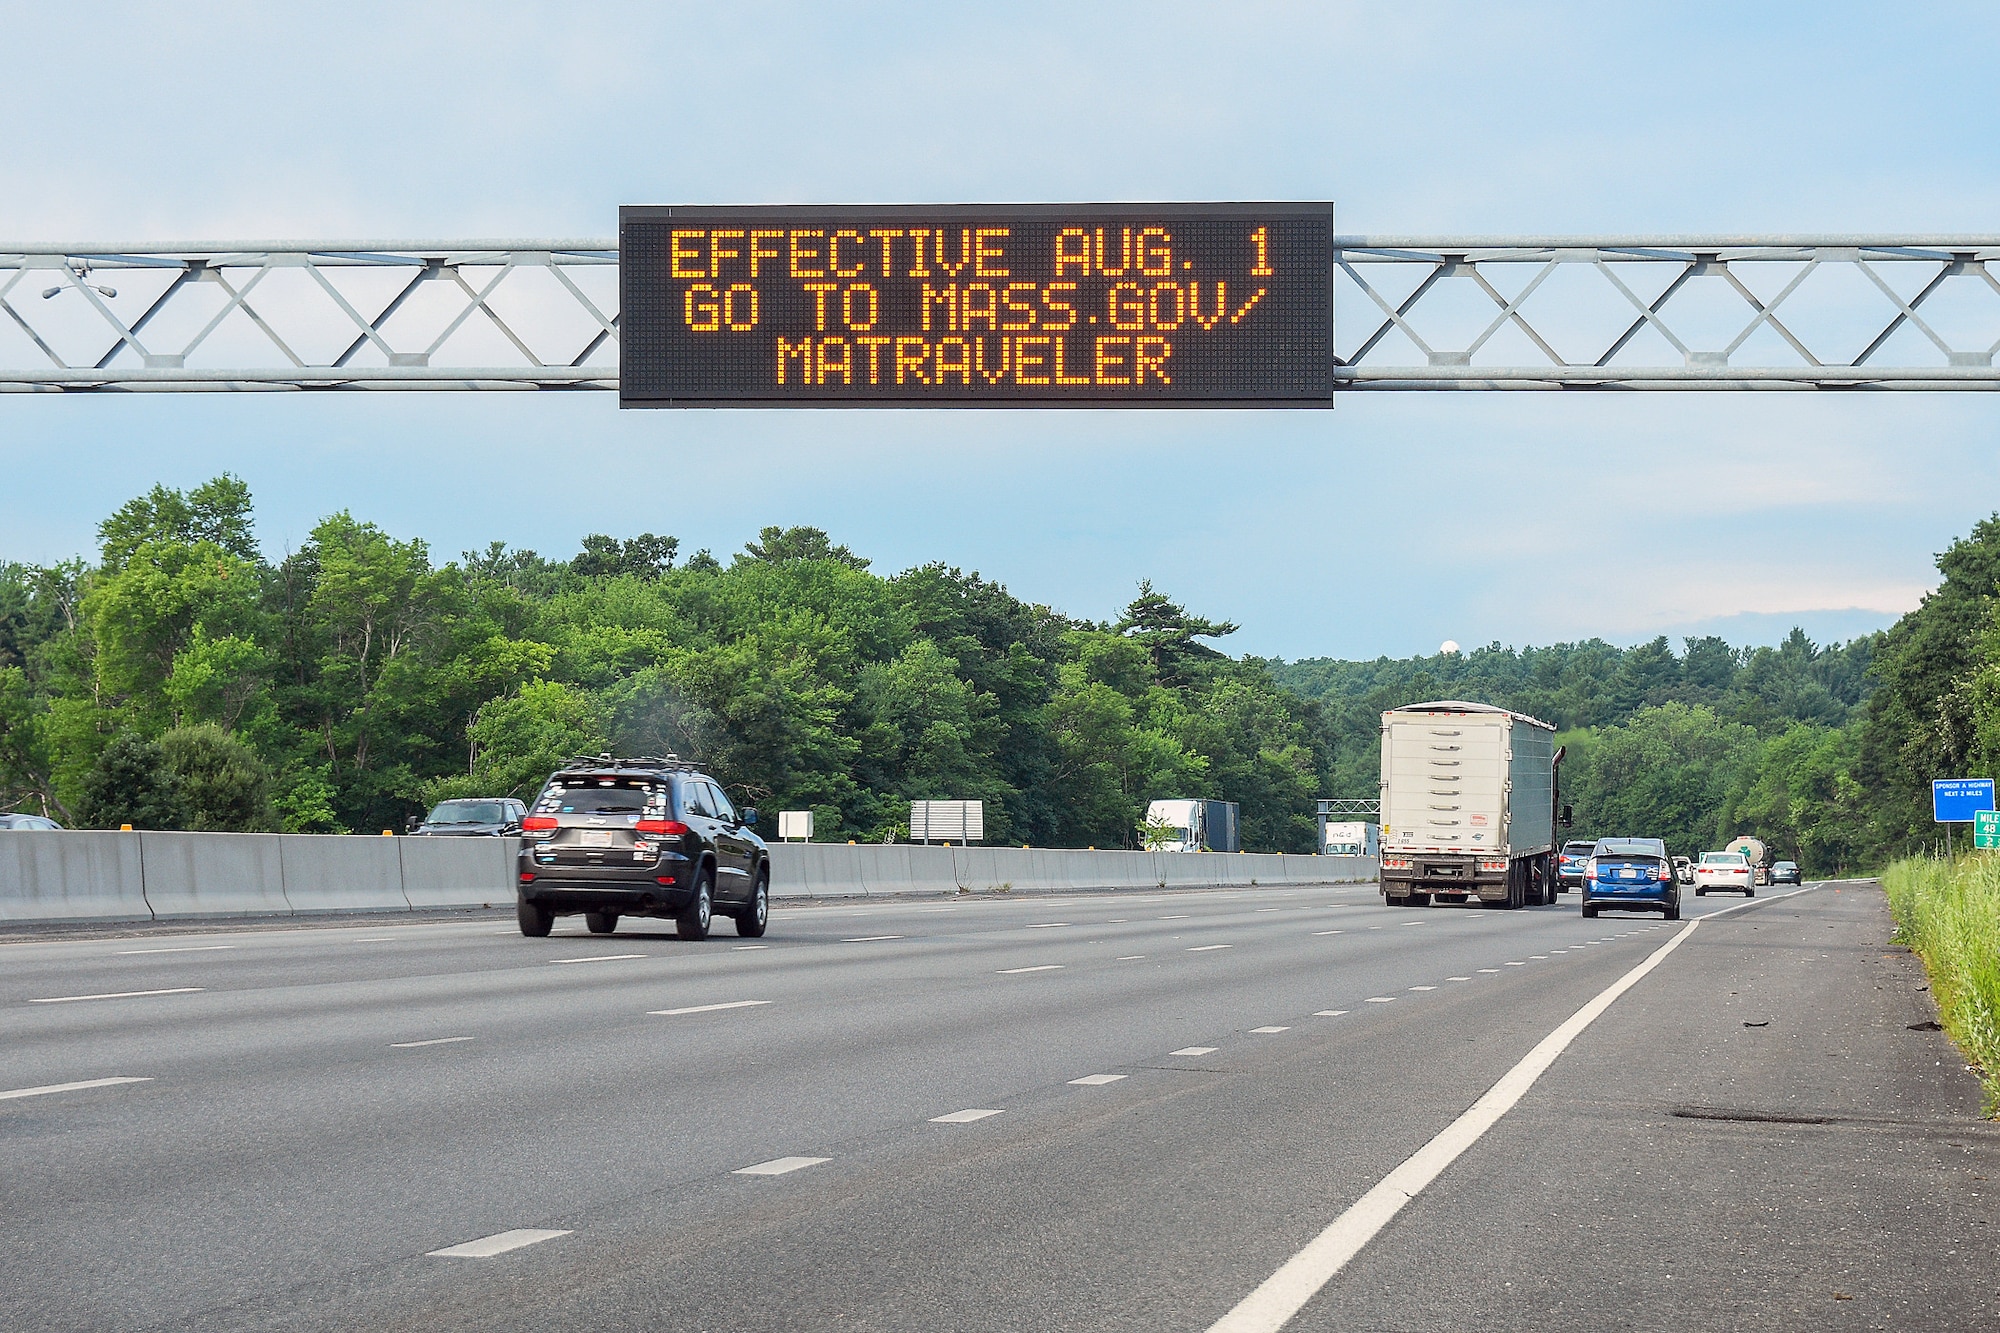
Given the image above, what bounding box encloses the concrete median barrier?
[139,831,291,918]
[0,830,151,922]
[400,836,513,909]
[281,834,409,913]
[0,831,1376,923]
[763,843,1375,899]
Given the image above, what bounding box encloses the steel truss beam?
[6,235,2000,391]
[0,241,617,392]
[1334,235,2000,389]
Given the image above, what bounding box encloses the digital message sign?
[619,203,1333,407]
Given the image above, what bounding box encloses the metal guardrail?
[7,235,2000,391]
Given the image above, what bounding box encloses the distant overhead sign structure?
[1931,778,1994,822]
[618,204,1334,407]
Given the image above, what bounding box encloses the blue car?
[1557,840,1595,893]
[1581,836,1680,920]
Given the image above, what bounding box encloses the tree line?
[0,477,1323,850]
[1274,516,2000,876]
[6,476,1989,871]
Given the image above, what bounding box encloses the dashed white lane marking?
[1161,915,1190,920]
[1025,923,1071,929]
[930,1108,1004,1123]
[1203,895,1771,1333]
[843,936,906,943]
[1477,968,1500,973]
[1446,976,1471,982]
[734,1156,829,1176]
[114,945,235,955]
[28,988,203,1004]
[1530,955,1547,960]
[648,1000,772,1016]
[1069,1074,1126,1086]
[734,945,769,951]
[353,937,401,943]
[1551,949,1568,954]
[1400,922,1424,927]
[1313,930,1344,936]
[0,1076,151,1102]
[550,954,647,965]
[1364,997,1395,1004]
[1188,944,1233,952]
[999,965,1064,974]
[391,1037,474,1048]
[1255,908,1281,913]
[1408,986,1436,992]
[1117,955,1147,961]
[1251,1026,1290,1034]
[1504,961,1526,966]
[428,1228,571,1258]
[1171,1047,1219,1056]
[1314,1010,1348,1017]
[1108,919,1129,923]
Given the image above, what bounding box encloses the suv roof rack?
[556,752,701,774]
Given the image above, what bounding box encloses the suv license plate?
[581,831,614,847]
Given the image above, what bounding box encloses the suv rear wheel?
[736,871,769,938]
[585,910,619,935]
[518,898,553,937]
[678,869,713,941]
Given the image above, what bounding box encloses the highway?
[2,880,1992,1331]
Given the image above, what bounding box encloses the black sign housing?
[619,203,1334,407]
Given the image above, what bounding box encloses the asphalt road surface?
[2,879,1992,1331]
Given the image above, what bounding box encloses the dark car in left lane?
[1770,860,1802,885]
[408,798,525,837]
[0,813,63,830]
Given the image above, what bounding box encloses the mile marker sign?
[1976,810,2000,850]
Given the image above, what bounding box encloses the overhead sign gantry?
[4,221,2000,393]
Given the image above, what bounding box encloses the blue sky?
[3,0,1997,660]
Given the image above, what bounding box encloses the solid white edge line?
[427,1227,571,1258]
[390,1036,475,1048]
[1204,882,1821,1333]
[999,964,1063,974]
[0,1076,152,1101]
[549,954,647,964]
[27,987,204,1004]
[647,1000,772,1016]
[113,945,236,955]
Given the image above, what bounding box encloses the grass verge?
[1881,855,2000,1115]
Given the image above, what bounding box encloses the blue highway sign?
[1932,778,1995,822]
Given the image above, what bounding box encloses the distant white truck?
[1725,835,1772,886]
[1144,799,1241,853]
[1321,821,1379,857]
[1379,700,1564,909]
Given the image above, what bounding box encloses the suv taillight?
[522,816,557,831]
[635,819,690,835]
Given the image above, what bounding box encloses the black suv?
[515,755,769,940]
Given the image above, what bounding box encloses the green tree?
[1565,703,1760,854]
[78,732,184,829]
[159,723,276,831]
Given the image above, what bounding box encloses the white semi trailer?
[1379,700,1564,909]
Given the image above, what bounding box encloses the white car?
[1694,851,1754,897]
